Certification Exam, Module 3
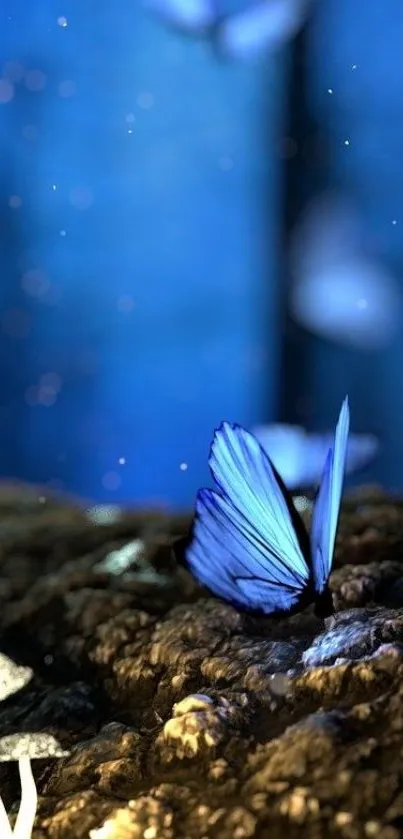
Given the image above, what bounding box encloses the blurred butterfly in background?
[289,194,403,351]
[183,397,350,617]
[143,0,217,33]
[252,419,378,490]
[144,0,313,59]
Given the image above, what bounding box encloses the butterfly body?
[182,398,350,618]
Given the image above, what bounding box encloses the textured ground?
[0,483,403,838]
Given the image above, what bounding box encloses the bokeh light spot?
[218,155,234,171]
[102,471,122,491]
[21,269,50,299]
[58,79,76,98]
[3,61,24,83]
[0,79,14,103]
[8,195,22,209]
[117,295,135,313]
[37,386,58,407]
[69,186,94,210]
[137,91,154,110]
[25,69,47,92]
[40,372,62,391]
[22,124,39,141]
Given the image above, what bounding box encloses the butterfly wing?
[309,397,350,593]
[186,422,311,614]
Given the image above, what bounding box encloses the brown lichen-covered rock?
[1,484,403,837]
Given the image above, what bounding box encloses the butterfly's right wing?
[186,422,311,614]
[309,397,350,593]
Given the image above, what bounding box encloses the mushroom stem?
[0,793,13,838]
[13,757,37,839]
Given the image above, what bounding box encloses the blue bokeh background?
[0,2,287,506]
[1,0,403,506]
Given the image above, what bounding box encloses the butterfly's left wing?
[309,397,350,593]
[186,422,311,615]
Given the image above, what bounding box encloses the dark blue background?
[0,2,287,506]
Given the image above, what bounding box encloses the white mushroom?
[0,732,69,838]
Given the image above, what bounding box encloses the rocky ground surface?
[0,483,403,838]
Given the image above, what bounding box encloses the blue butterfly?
[184,397,350,618]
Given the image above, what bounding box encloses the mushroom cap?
[0,732,69,762]
[0,654,33,702]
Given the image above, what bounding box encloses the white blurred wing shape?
[143,0,216,31]
[253,423,378,488]
[216,0,313,58]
